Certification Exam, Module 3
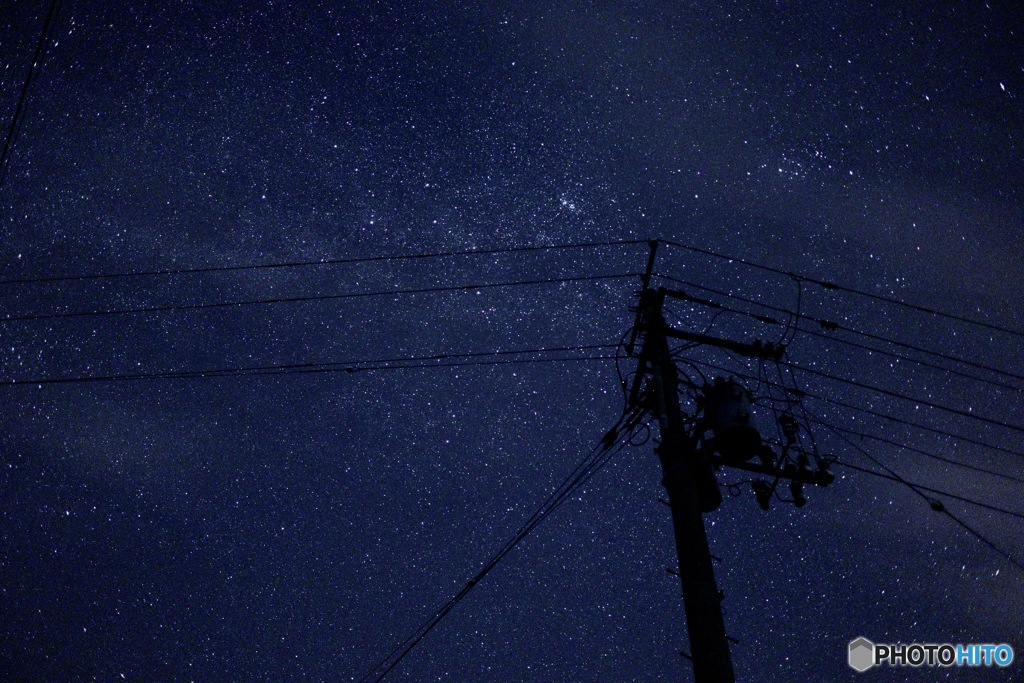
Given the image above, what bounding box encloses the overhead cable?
[832,460,1024,521]
[801,418,1024,485]
[0,238,647,287]
[660,239,1024,340]
[653,272,1024,388]
[782,358,1024,435]
[0,273,639,323]
[823,428,1024,577]
[0,0,62,193]
[684,357,1023,460]
[0,343,620,387]
[357,409,646,681]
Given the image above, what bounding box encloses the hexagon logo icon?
[849,637,875,672]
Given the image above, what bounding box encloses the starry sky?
[1,1,1022,681]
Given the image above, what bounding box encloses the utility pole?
[627,241,832,682]
[643,285,734,682]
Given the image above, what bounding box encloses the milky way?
[1,2,1022,681]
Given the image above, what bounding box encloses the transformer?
[703,377,762,464]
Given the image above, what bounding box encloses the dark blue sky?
[1,1,1022,681]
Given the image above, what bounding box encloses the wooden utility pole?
[627,240,832,681]
[641,285,735,682]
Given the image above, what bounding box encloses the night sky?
[2,2,1022,681]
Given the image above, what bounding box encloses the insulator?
[790,479,807,507]
[751,480,772,510]
[816,459,835,486]
[779,414,799,444]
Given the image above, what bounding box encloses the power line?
[756,350,1023,484]
[0,344,620,387]
[781,358,1024,435]
[0,272,639,324]
[657,274,1023,393]
[275,353,619,377]
[683,357,1023,460]
[0,238,647,287]
[937,505,1024,578]
[357,410,645,682]
[363,417,640,680]
[798,317,1022,393]
[660,239,1024,341]
[795,380,1023,460]
[832,460,1024,521]
[0,0,62,194]
[653,272,1024,389]
[800,418,1024,485]
[819,422,1024,577]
